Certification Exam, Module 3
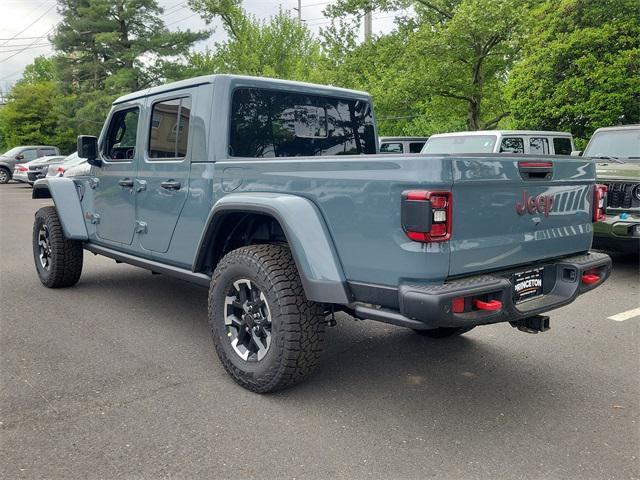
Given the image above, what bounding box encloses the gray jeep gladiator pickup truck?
[31,75,612,392]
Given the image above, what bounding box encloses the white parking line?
[608,307,640,322]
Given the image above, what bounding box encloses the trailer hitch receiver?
[510,315,550,334]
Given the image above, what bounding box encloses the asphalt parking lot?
[0,181,638,479]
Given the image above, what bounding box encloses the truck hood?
[596,162,640,182]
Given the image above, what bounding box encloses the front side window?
[380,142,403,153]
[553,137,572,155]
[229,88,376,157]
[529,137,550,155]
[500,137,524,154]
[148,97,191,159]
[409,142,425,153]
[104,107,139,160]
[21,149,38,161]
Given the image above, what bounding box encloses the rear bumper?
[593,213,639,252]
[354,252,612,330]
[12,171,29,183]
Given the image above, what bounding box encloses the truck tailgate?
[449,156,595,277]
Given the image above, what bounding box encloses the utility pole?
[294,0,302,23]
[364,10,372,40]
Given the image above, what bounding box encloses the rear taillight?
[56,166,65,175]
[16,165,27,172]
[593,184,607,222]
[401,190,452,242]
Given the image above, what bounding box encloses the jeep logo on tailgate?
[515,190,554,217]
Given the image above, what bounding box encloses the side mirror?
[15,154,24,160]
[571,150,583,157]
[77,135,101,167]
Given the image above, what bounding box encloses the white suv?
[421,130,575,155]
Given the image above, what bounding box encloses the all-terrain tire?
[0,167,10,184]
[33,206,83,288]
[209,244,326,393]
[413,326,475,338]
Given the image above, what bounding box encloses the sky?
[0,0,400,95]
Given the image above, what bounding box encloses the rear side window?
[529,137,550,155]
[553,137,572,155]
[39,148,57,156]
[380,142,403,153]
[104,107,140,160]
[409,142,425,153]
[149,97,191,159]
[229,87,376,157]
[500,137,524,154]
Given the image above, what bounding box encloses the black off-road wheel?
[209,244,326,393]
[32,206,83,288]
[0,167,10,184]
[414,326,475,338]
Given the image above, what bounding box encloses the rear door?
[135,93,192,253]
[449,156,594,276]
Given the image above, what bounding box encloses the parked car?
[63,159,90,178]
[379,136,429,154]
[422,130,575,155]
[13,156,66,185]
[580,125,639,253]
[44,152,87,178]
[0,145,61,184]
[32,74,610,393]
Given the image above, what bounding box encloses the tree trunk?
[467,45,484,130]
[467,96,481,130]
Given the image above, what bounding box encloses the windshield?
[2,147,23,157]
[422,135,497,154]
[584,129,640,160]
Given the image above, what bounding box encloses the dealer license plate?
[513,268,544,303]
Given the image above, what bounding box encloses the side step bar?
[353,303,432,330]
[84,243,211,287]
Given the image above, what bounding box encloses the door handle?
[118,178,134,188]
[160,180,181,190]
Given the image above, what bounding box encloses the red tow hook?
[581,274,600,285]
[474,299,502,311]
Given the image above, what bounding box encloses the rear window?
[409,142,425,153]
[553,137,572,155]
[380,142,403,153]
[229,88,376,157]
[422,135,497,154]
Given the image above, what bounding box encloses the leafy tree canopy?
[506,0,640,143]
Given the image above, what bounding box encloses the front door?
[135,95,191,253]
[93,105,141,245]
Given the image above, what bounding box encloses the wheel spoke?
[251,332,267,355]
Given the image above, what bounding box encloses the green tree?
[325,0,526,131]
[181,2,323,81]
[506,0,640,143]
[0,81,65,149]
[51,0,208,93]
[20,56,57,84]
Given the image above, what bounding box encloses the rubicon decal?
[515,190,554,217]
